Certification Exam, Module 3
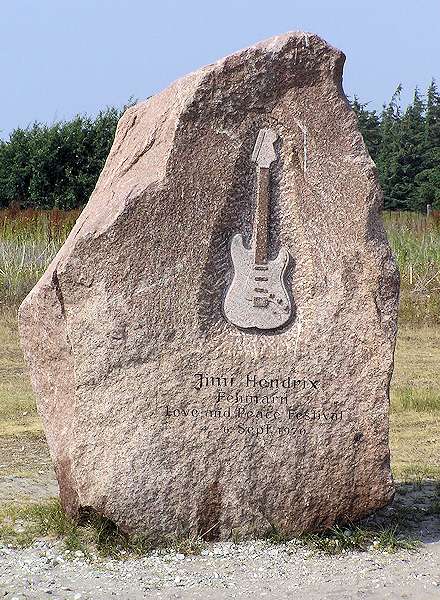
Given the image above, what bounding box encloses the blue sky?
[1,0,439,138]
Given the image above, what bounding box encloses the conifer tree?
[350,96,381,161]
[414,80,440,209]
[394,87,425,211]
[376,85,403,209]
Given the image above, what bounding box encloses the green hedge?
[0,105,130,210]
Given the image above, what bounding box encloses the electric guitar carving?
[223,128,291,330]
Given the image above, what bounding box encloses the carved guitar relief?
[223,129,291,330]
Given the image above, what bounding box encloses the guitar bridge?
[253,297,269,308]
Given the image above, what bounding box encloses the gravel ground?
[1,538,440,600]
[1,480,439,599]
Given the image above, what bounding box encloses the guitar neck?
[253,166,270,264]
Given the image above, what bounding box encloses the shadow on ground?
[362,480,440,544]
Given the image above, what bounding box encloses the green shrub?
[0,102,134,210]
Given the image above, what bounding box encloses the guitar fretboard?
[253,166,270,265]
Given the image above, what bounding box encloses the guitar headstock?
[251,128,278,168]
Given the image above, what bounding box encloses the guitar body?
[224,234,291,330]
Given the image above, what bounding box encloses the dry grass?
[390,326,440,480]
[0,319,38,437]
[384,211,440,325]
[0,319,46,480]
[0,207,79,312]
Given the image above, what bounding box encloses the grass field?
[384,211,440,324]
[391,326,440,480]
[0,207,79,312]
[0,208,438,552]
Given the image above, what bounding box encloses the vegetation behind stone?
[1,209,439,326]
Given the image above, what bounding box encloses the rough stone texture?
[19,32,399,538]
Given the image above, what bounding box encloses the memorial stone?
[19,32,399,538]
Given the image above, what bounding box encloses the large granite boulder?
[19,32,399,539]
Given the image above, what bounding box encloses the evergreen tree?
[0,86,439,212]
[414,80,440,209]
[424,80,440,160]
[394,87,426,211]
[350,96,381,161]
[376,85,403,210]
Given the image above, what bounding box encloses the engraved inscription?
[160,371,344,442]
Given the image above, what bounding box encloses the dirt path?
[0,435,57,504]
